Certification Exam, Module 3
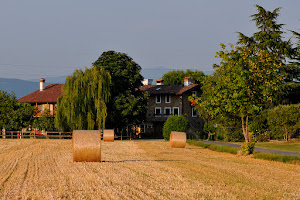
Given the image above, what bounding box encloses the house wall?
[33,103,57,117]
[143,90,204,138]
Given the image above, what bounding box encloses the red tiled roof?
[140,84,199,95]
[18,83,65,104]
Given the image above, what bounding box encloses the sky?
[0,0,299,81]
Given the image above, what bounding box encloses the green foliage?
[237,5,299,103]
[249,110,269,142]
[241,133,256,155]
[163,115,189,140]
[162,69,205,85]
[268,104,300,141]
[196,44,283,143]
[93,51,148,129]
[55,66,111,131]
[33,109,54,131]
[241,142,256,155]
[254,153,300,164]
[0,90,35,130]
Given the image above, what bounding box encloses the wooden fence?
[0,131,72,139]
[0,131,135,140]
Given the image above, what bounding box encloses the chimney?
[184,77,193,86]
[40,78,45,91]
[156,79,164,85]
[142,79,153,86]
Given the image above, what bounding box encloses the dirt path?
[0,139,299,199]
[202,141,300,157]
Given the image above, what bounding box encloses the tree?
[0,90,35,130]
[237,5,295,63]
[55,66,111,131]
[162,69,205,85]
[268,104,300,141]
[163,115,189,140]
[237,5,299,103]
[92,51,148,129]
[195,44,284,145]
[33,109,55,131]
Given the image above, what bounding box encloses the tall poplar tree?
[55,66,111,131]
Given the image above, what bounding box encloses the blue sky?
[0,0,299,81]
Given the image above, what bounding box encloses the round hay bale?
[103,129,114,142]
[170,131,186,148]
[73,130,101,162]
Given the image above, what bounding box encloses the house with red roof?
[18,78,64,117]
[140,77,204,138]
[18,77,203,138]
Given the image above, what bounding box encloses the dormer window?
[156,95,161,103]
[165,94,171,103]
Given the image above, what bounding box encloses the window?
[192,107,197,117]
[165,94,171,103]
[192,91,197,95]
[173,107,179,116]
[164,107,171,116]
[156,95,161,103]
[155,107,161,117]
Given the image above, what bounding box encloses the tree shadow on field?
[102,159,184,163]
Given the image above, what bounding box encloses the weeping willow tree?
[55,66,111,131]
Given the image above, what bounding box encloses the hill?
[0,78,40,99]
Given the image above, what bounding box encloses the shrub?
[241,133,255,155]
[163,115,189,140]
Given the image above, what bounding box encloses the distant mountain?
[0,78,49,99]
[0,69,213,99]
[29,76,67,83]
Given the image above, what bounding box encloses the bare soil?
[0,139,299,199]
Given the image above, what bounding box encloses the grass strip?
[187,139,239,155]
[253,152,300,164]
[187,139,300,165]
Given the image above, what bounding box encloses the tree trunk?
[242,116,249,143]
[284,126,288,141]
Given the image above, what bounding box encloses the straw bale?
[73,130,101,162]
[170,131,186,148]
[103,129,114,142]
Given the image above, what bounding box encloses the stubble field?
[0,139,299,200]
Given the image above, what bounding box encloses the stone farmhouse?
[18,77,203,138]
[140,77,203,138]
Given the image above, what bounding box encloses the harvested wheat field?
[0,139,299,200]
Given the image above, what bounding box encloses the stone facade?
[140,83,204,138]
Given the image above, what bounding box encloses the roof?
[140,84,199,95]
[18,83,65,104]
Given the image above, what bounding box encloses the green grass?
[254,141,300,153]
[253,152,300,164]
[187,140,239,155]
[187,139,300,165]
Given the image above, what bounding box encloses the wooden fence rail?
[0,131,72,139]
[0,131,135,140]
